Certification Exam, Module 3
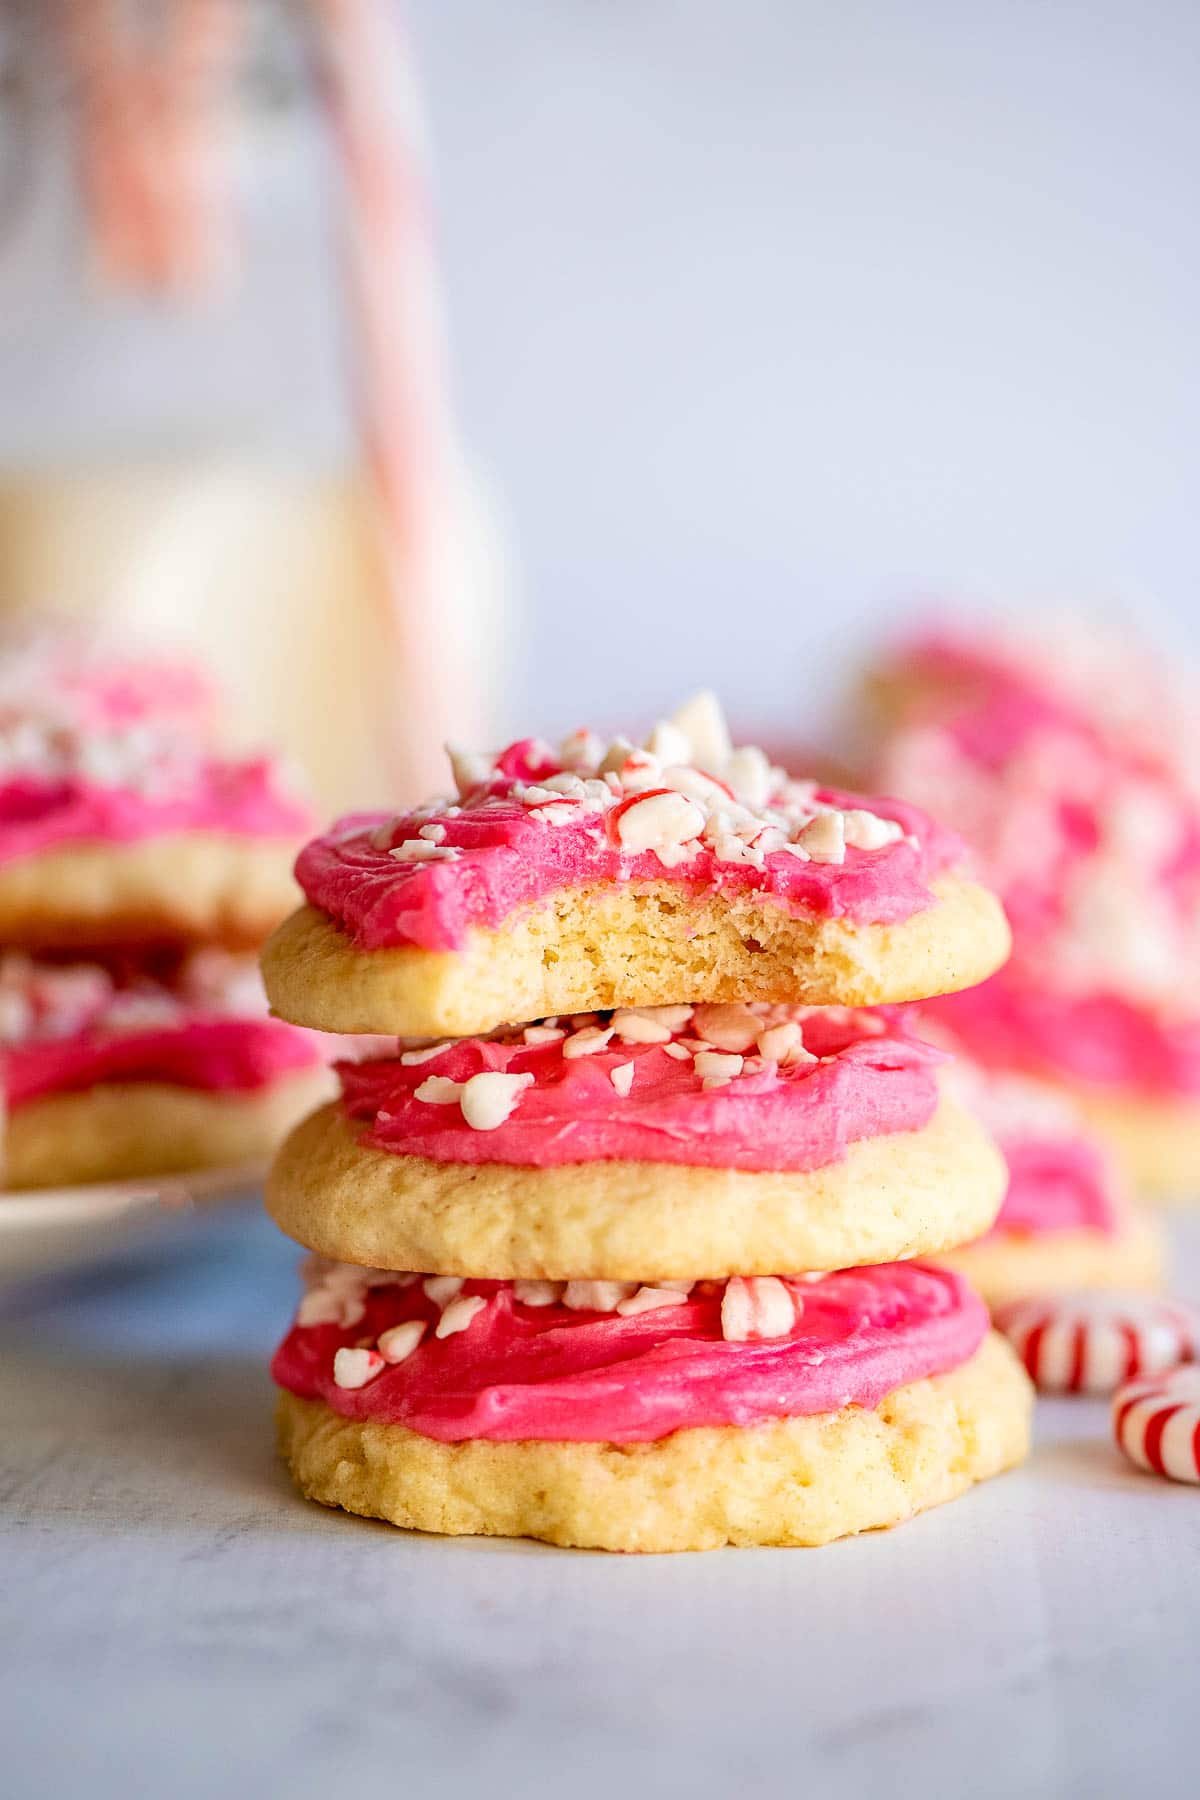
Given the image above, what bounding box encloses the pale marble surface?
[2,1205,1198,1800]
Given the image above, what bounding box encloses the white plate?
[0,1164,265,1282]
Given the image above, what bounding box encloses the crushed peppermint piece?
[562,1279,639,1312]
[720,1276,798,1342]
[389,839,460,864]
[692,1005,762,1053]
[332,1347,385,1389]
[562,1025,615,1059]
[798,812,846,864]
[423,1275,464,1305]
[447,746,496,798]
[842,809,904,851]
[417,822,447,843]
[694,1050,745,1089]
[614,789,706,855]
[399,1040,454,1066]
[378,1321,426,1364]
[435,1294,488,1339]
[669,690,733,772]
[610,1061,635,1097]
[460,1070,535,1131]
[662,1040,694,1061]
[523,1024,565,1045]
[513,1280,565,1306]
[615,1285,691,1317]
[724,744,773,808]
[414,1075,463,1105]
[611,1008,674,1044]
[297,1288,363,1329]
[755,1021,802,1063]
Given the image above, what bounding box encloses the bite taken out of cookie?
[263,694,1010,1039]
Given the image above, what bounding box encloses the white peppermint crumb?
[667,691,733,772]
[414,1075,463,1105]
[610,1062,635,1097]
[529,803,580,826]
[691,1005,761,1052]
[842,809,904,851]
[523,1024,565,1044]
[615,790,705,854]
[378,1321,426,1364]
[724,744,773,809]
[653,840,700,869]
[417,822,447,843]
[399,1040,454,1066]
[562,1026,614,1059]
[460,1070,535,1131]
[296,1289,353,1328]
[662,1041,694,1061]
[797,812,846,864]
[562,1279,639,1312]
[423,1275,464,1305]
[611,1008,674,1044]
[615,1286,691,1317]
[720,1276,797,1343]
[435,1294,488,1339]
[447,745,496,797]
[332,1347,384,1389]
[512,1280,565,1306]
[644,720,692,766]
[389,839,460,863]
[694,1050,744,1087]
[756,1021,802,1063]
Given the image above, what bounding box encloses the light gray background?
[1,0,1198,737]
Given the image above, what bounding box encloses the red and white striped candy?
[994,1292,1200,1395]
[1113,1366,1200,1484]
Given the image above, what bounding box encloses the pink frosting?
[271,1263,987,1443]
[0,758,310,866]
[296,734,965,953]
[50,657,217,737]
[990,1133,1120,1238]
[890,619,1200,778]
[6,1016,322,1108]
[928,978,1200,1099]
[339,1006,943,1173]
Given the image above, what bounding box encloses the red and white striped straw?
[307,0,470,801]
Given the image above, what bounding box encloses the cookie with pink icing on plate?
[262,694,1010,1039]
[0,949,330,1188]
[272,1255,1030,1551]
[875,650,1200,1196]
[936,1061,1164,1308]
[0,669,310,949]
[266,1002,1007,1280]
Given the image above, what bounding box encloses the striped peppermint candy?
[994,1292,1200,1395]
[1113,1366,1200,1484]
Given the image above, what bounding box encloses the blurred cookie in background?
[867,612,1200,1198]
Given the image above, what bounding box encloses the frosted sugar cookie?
[1,949,329,1188]
[0,707,309,948]
[875,659,1200,1197]
[273,1259,1032,1552]
[263,695,1009,1038]
[937,1066,1164,1307]
[267,1004,1006,1279]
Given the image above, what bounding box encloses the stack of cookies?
[263,695,1033,1552]
[0,633,329,1189]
